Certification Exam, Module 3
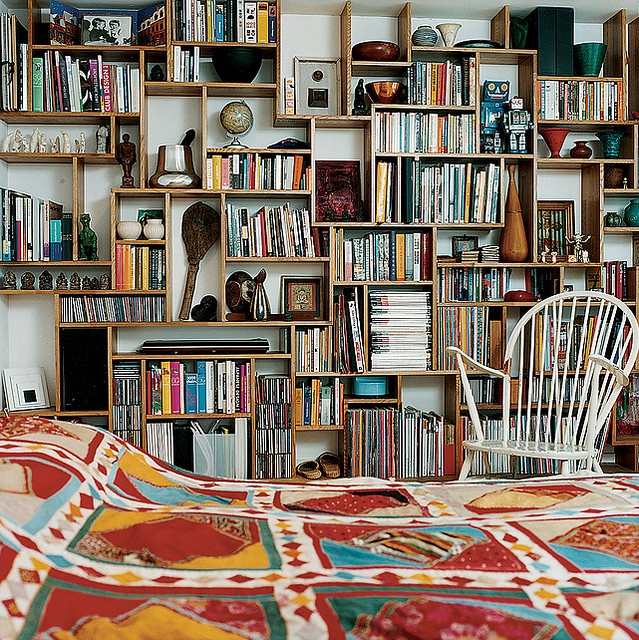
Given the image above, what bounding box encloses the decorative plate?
[455,39,502,48]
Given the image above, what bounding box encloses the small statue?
[11,130,25,152]
[50,136,60,153]
[29,128,40,153]
[90,276,100,289]
[352,78,369,116]
[115,133,137,187]
[2,271,16,290]
[2,133,13,152]
[191,295,217,321]
[61,131,71,153]
[79,132,86,153]
[82,275,92,289]
[20,271,36,290]
[96,125,109,154]
[39,269,53,290]
[78,212,98,260]
[99,273,111,290]
[567,233,591,263]
[150,64,165,81]
[56,272,68,289]
[38,133,47,153]
[69,272,81,289]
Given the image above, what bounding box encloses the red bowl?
[352,41,400,62]
[504,290,535,302]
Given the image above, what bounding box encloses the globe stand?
[223,131,250,148]
[219,100,254,150]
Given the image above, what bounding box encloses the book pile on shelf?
[254,374,292,479]
[336,229,432,282]
[480,245,500,262]
[334,287,365,374]
[32,53,140,113]
[0,14,27,111]
[537,80,621,121]
[406,57,476,107]
[145,421,175,464]
[438,306,489,370]
[438,266,511,302]
[172,45,200,82]
[458,248,480,263]
[60,295,167,323]
[226,202,318,257]
[294,377,343,427]
[374,111,476,154]
[191,419,249,478]
[112,361,142,446]
[294,326,333,372]
[115,245,166,290]
[600,260,629,300]
[369,290,432,371]
[206,152,310,191]
[398,160,499,224]
[172,0,277,43]
[146,359,251,416]
[1,190,70,261]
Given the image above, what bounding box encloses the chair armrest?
[446,346,508,379]
[589,354,629,387]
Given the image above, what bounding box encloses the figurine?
[567,233,591,263]
[501,96,533,154]
[29,128,40,153]
[56,272,68,289]
[99,273,111,289]
[352,78,369,116]
[11,130,25,152]
[69,272,81,289]
[2,133,13,152]
[78,212,98,260]
[79,132,86,153]
[90,276,100,289]
[20,271,36,290]
[115,133,136,187]
[62,131,71,153]
[50,136,60,153]
[39,270,53,290]
[2,271,16,290]
[150,64,165,81]
[249,268,271,321]
[480,80,510,153]
[38,133,47,153]
[82,275,92,289]
[96,125,109,154]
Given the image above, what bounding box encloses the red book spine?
[102,64,112,112]
[170,360,181,414]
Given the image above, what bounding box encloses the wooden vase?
[500,165,528,262]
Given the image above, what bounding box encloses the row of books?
[599,260,630,301]
[33,53,140,114]
[335,229,432,283]
[437,266,511,302]
[334,288,365,374]
[112,361,142,406]
[146,359,251,416]
[173,0,276,43]
[171,45,201,82]
[0,13,27,111]
[438,305,489,370]
[59,294,167,323]
[294,326,333,372]
[226,202,317,258]
[115,245,166,291]
[398,160,500,225]
[537,80,622,122]
[112,418,143,447]
[406,57,476,107]
[294,377,344,427]
[206,152,310,191]
[374,111,476,154]
[1,189,69,262]
[369,290,432,371]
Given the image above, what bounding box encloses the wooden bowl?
[365,81,405,104]
[352,40,400,62]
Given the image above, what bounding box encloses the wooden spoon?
[179,201,220,320]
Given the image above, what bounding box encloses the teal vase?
[574,42,607,77]
[596,131,624,159]
[624,200,639,226]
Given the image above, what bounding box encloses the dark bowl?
[212,46,263,83]
[352,40,400,62]
[365,81,405,104]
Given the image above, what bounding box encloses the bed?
[1,415,638,639]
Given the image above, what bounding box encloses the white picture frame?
[294,58,341,116]
[2,367,50,412]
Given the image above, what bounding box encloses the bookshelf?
[2,0,639,479]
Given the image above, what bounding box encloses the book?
[244,0,257,42]
[32,57,44,111]
[170,360,181,414]
[267,1,276,42]
[61,210,72,261]
[256,0,268,43]
[185,371,198,414]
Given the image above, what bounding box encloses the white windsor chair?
[448,290,639,480]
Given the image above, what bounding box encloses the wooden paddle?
[179,201,220,320]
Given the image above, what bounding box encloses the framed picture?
[82,13,133,45]
[452,235,478,258]
[294,58,340,116]
[537,200,575,260]
[281,276,323,320]
[2,367,50,412]
[137,208,163,223]
[315,160,364,222]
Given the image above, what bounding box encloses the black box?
[526,7,574,76]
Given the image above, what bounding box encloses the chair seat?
[463,439,590,460]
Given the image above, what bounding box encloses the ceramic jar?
[436,23,461,47]
[604,211,624,227]
[116,220,142,240]
[411,25,438,47]
[143,218,165,240]
[569,140,592,159]
[624,199,639,226]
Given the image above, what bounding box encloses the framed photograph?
[315,160,364,222]
[2,367,50,412]
[537,200,575,260]
[294,58,340,116]
[452,235,478,258]
[82,13,133,45]
[281,276,323,320]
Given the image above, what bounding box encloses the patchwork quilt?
[0,415,638,639]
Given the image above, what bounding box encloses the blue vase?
[624,199,639,226]
[596,131,624,159]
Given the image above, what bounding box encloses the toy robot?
[502,96,533,154]
[480,80,510,154]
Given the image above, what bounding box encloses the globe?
[219,100,253,147]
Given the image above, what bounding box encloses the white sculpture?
[62,131,71,154]
[29,127,40,153]
[38,133,47,153]
[50,137,60,153]
[11,130,24,152]
[75,131,86,154]
[96,125,109,154]
[2,133,14,153]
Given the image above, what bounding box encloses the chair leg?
[457,450,474,481]
[560,460,571,476]
[480,451,492,476]
[509,455,517,478]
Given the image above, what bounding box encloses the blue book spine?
[50,219,62,261]
[196,360,207,413]
[185,372,198,414]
